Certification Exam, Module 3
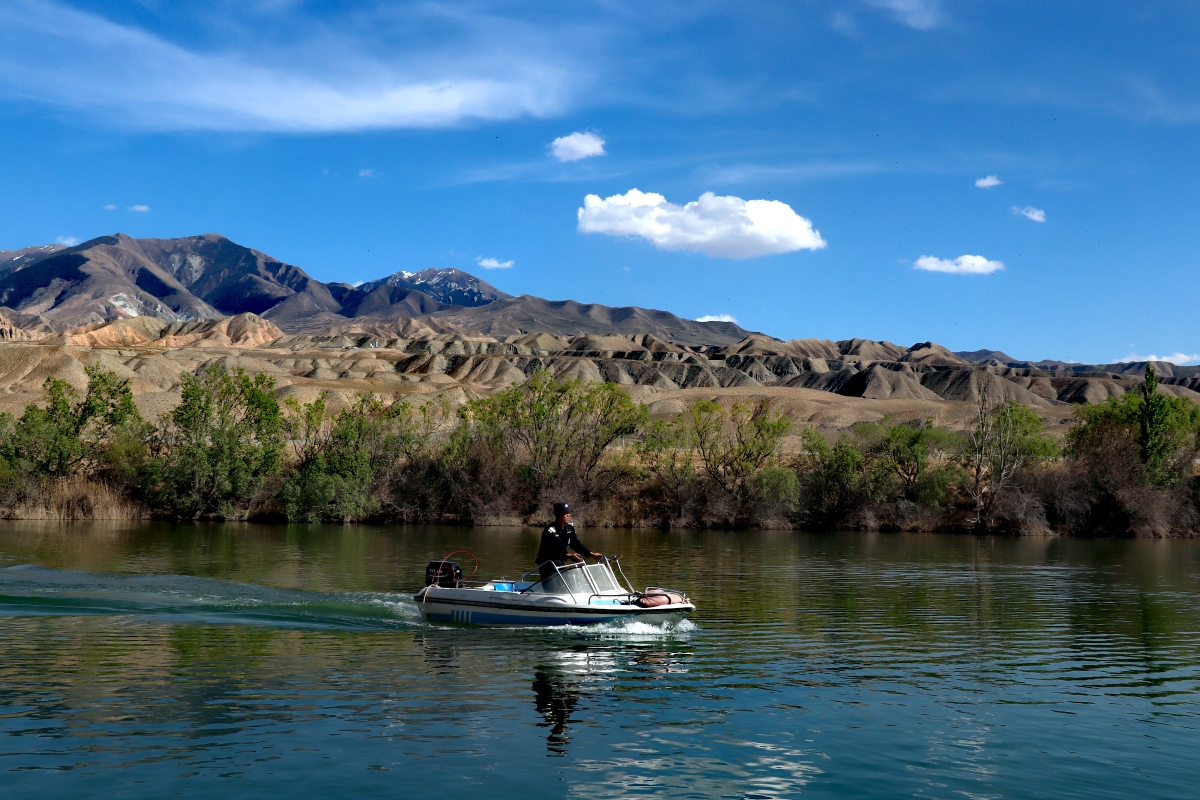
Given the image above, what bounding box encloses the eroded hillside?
[2,313,1196,437]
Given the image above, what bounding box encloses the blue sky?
[1,0,1198,363]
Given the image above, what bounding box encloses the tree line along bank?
[1,364,1197,535]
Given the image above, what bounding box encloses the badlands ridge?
[2,311,1199,436]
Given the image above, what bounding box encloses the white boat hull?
[413,586,694,627]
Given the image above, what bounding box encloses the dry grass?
[3,475,148,521]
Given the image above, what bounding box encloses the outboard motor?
[425,561,462,588]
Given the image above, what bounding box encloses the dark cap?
[553,502,571,517]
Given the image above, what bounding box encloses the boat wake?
[0,564,426,631]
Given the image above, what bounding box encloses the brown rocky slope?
[1,314,1196,440]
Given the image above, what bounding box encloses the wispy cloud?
[1112,74,1200,124]
[975,175,1002,188]
[358,169,377,178]
[1119,352,1200,365]
[550,131,606,162]
[936,72,1200,128]
[1011,205,1046,222]
[55,236,79,246]
[476,256,514,270]
[863,0,943,31]
[914,254,1004,274]
[128,204,151,212]
[579,189,826,259]
[703,160,880,185]
[696,313,737,323]
[102,204,116,210]
[830,12,861,37]
[0,0,578,132]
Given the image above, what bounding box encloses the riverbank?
[2,364,1197,536]
[4,459,1197,538]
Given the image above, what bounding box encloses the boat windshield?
[585,563,621,594]
[533,564,593,596]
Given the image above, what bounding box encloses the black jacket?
[535,522,591,564]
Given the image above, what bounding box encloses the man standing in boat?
[536,502,602,581]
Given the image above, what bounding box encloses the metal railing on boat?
[517,556,634,605]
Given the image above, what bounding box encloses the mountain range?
[2,231,1199,438]
[0,233,1196,377]
[0,233,749,346]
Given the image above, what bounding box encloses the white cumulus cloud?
[913,254,1004,274]
[55,236,80,246]
[476,256,514,269]
[1012,206,1046,222]
[550,131,606,162]
[975,175,1002,188]
[864,0,943,30]
[128,204,151,212]
[1119,352,1200,365]
[577,189,826,259]
[358,168,376,178]
[696,314,738,324]
[102,203,116,210]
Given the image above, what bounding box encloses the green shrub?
[1068,372,1199,488]
[0,365,144,480]
[637,398,791,525]
[691,399,793,506]
[280,394,435,522]
[749,464,801,515]
[1050,370,1200,534]
[911,462,961,507]
[637,418,698,519]
[796,428,873,524]
[853,419,962,502]
[960,398,1056,527]
[143,365,283,519]
[464,369,647,505]
[794,420,965,525]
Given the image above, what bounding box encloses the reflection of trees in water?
[413,632,462,673]
[533,665,579,755]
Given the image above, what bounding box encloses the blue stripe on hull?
[425,609,628,626]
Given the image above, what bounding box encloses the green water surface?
[2,522,1198,799]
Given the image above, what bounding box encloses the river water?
[1,522,1199,799]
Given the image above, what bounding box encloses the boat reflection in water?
[410,568,697,757]
[530,645,689,754]
[532,663,580,754]
[529,649,619,755]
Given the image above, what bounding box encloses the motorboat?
[413,554,694,627]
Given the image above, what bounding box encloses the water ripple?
[2,527,1200,799]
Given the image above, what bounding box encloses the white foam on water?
[550,617,699,639]
[366,593,425,622]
